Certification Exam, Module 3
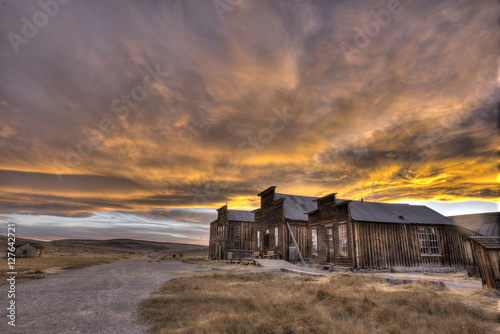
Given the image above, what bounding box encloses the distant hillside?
[0,236,207,255]
[52,238,207,253]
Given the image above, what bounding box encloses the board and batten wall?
[254,187,309,260]
[308,195,478,269]
[352,223,477,269]
[308,199,352,266]
[472,241,500,290]
[209,206,254,260]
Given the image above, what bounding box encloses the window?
[234,225,240,237]
[257,231,261,249]
[418,227,440,255]
[275,227,279,247]
[22,250,27,255]
[311,228,318,255]
[234,241,240,250]
[338,224,348,256]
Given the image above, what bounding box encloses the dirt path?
[369,272,483,290]
[0,257,485,333]
[0,256,214,334]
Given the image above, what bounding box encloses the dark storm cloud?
[0,0,498,241]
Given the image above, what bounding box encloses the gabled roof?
[349,201,457,225]
[275,193,317,221]
[470,236,500,249]
[227,210,254,222]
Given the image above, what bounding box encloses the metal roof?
[470,236,500,249]
[227,210,254,222]
[448,212,499,235]
[479,222,500,237]
[275,193,317,221]
[349,201,457,225]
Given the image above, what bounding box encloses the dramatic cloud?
[0,0,498,243]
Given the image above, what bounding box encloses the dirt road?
[0,256,213,334]
[0,257,485,333]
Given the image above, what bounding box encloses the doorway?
[264,229,270,251]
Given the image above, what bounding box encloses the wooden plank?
[286,222,305,266]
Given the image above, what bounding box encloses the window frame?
[338,224,348,256]
[257,231,261,249]
[311,227,318,256]
[418,226,441,256]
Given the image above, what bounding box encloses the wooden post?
[286,222,305,266]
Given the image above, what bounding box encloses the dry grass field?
[138,272,499,334]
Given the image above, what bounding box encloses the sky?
[0,0,498,245]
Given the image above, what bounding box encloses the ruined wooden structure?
[209,205,254,260]
[253,186,316,261]
[470,237,500,290]
[15,242,44,258]
[307,193,478,269]
[207,187,487,270]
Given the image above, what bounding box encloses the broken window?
[311,228,318,256]
[234,225,240,237]
[338,224,347,256]
[418,227,440,255]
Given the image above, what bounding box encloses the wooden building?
[307,193,477,269]
[470,237,500,289]
[209,205,254,260]
[448,212,499,236]
[15,242,44,258]
[253,186,317,261]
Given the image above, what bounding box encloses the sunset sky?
[0,0,498,245]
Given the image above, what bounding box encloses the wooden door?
[264,229,270,251]
[327,228,334,263]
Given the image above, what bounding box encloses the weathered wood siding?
[209,206,254,260]
[309,199,352,266]
[353,223,477,269]
[209,220,217,259]
[473,244,500,289]
[308,194,478,269]
[254,195,285,258]
[284,221,308,261]
[254,187,309,260]
[227,221,254,251]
